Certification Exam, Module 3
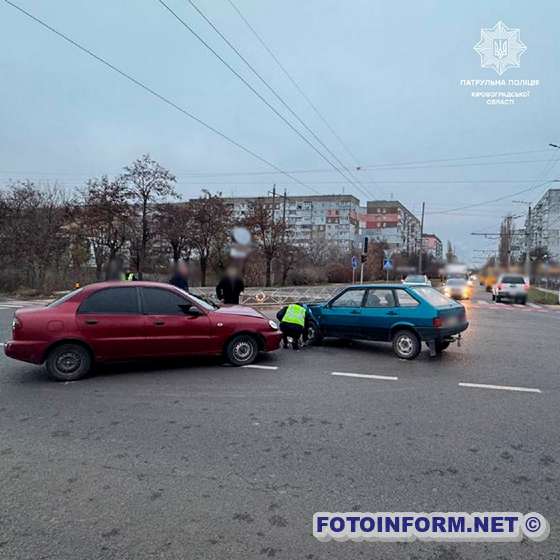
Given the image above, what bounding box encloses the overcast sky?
[1,0,559,263]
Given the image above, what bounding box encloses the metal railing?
[192,285,345,306]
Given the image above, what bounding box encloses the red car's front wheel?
[226,335,259,366]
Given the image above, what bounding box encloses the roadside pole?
[418,201,425,274]
[525,205,531,280]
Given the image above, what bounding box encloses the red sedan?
[4,281,282,381]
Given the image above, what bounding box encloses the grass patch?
[528,287,559,305]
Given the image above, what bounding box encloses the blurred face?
[178,262,189,276]
[226,266,237,278]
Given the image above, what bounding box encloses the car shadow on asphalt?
[5,350,283,385]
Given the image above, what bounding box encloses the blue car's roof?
[344,283,416,289]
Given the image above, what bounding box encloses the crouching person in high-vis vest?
[276,303,307,350]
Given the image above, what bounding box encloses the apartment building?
[223,194,361,251]
[527,188,560,260]
[359,200,422,254]
[422,233,443,260]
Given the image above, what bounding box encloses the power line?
[2,0,322,195]
[168,179,553,185]
[360,149,551,170]
[226,0,375,186]
[426,181,555,215]
[155,0,368,199]
[0,151,551,178]
[183,0,373,199]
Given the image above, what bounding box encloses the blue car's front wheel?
[392,330,421,360]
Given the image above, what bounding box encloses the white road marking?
[476,300,489,305]
[513,304,527,308]
[242,364,278,370]
[331,372,398,381]
[527,302,541,309]
[459,382,541,394]
[0,343,4,347]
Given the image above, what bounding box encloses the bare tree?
[122,154,178,278]
[190,191,231,286]
[155,202,194,263]
[0,181,74,290]
[80,176,131,280]
[244,199,286,287]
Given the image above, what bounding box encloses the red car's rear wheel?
[46,343,92,381]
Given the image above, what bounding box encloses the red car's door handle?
[153,321,165,326]
[84,319,98,325]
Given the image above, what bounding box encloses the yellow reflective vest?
[282,304,306,327]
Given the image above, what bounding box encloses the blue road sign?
[351,256,359,269]
[383,259,393,270]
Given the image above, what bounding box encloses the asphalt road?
[0,287,559,560]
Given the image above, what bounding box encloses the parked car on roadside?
[4,282,282,381]
[402,274,432,287]
[443,277,473,300]
[492,273,529,304]
[307,284,468,360]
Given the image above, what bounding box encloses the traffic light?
[361,236,369,262]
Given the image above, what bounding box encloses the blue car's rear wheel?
[392,330,421,360]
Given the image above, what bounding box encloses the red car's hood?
[212,305,265,319]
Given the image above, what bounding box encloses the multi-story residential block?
[359,200,422,254]
[222,194,360,251]
[527,188,560,260]
[422,233,443,261]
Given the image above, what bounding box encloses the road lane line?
[331,372,398,381]
[459,382,541,394]
[242,364,278,370]
[527,303,541,309]
[476,300,489,305]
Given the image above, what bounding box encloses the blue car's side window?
[364,289,396,308]
[395,289,420,307]
[330,289,366,308]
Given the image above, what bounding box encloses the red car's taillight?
[523,284,530,291]
[12,316,21,331]
[497,283,504,290]
[433,317,443,328]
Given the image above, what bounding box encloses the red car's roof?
[81,281,179,292]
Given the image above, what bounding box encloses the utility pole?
[281,188,287,235]
[270,184,276,224]
[418,202,425,274]
[525,205,531,280]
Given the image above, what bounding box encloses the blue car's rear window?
[412,287,453,307]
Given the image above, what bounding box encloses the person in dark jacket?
[216,266,244,304]
[276,302,310,350]
[169,260,190,292]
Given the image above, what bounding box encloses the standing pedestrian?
[169,260,190,292]
[216,265,245,305]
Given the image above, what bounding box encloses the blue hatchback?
[307,284,468,359]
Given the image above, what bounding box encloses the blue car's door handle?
[350,310,361,315]
[386,311,398,316]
